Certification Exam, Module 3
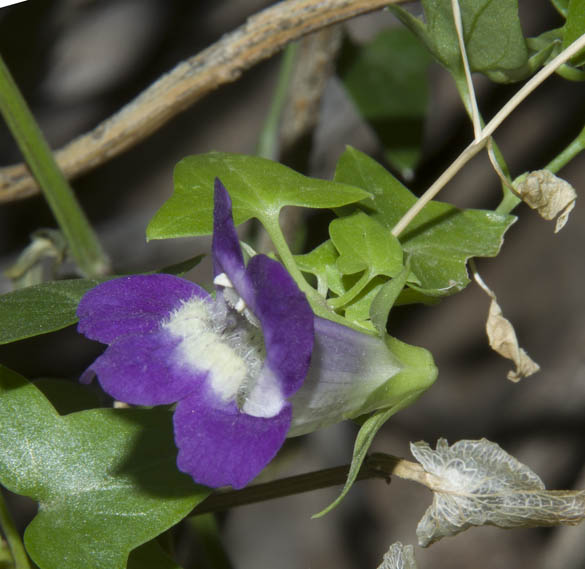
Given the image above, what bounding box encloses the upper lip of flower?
[76,178,315,489]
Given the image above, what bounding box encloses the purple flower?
[77,179,416,489]
[77,179,314,489]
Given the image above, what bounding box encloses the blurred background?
[1,1,585,568]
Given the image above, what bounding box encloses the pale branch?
[0,0,402,203]
[391,31,585,238]
[451,0,481,139]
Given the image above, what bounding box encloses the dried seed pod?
[515,170,577,233]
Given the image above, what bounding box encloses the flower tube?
[77,179,436,489]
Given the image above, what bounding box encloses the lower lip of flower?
[162,295,274,415]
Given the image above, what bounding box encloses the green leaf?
[313,408,396,518]
[33,378,101,415]
[127,540,183,569]
[390,0,529,82]
[338,28,431,177]
[147,152,371,240]
[294,240,345,297]
[563,0,585,66]
[343,277,386,331]
[330,213,403,278]
[0,279,101,344]
[327,212,403,310]
[158,254,204,277]
[334,147,516,295]
[295,244,431,331]
[0,365,209,569]
[344,279,439,329]
[525,29,563,74]
[370,262,411,336]
[394,288,441,307]
[0,255,204,346]
[550,0,570,17]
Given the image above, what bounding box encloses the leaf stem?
[327,271,371,309]
[545,123,585,174]
[261,215,368,331]
[256,42,299,160]
[191,453,424,516]
[0,54,110,278]
[391,31,585,238]
[494,188,521,216]
[0,489,32,569]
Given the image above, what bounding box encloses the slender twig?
[470,259,493,298]
[486,139,514,192]
[545,122,585,174]
[257,25,343,254]
[191,453,428,516]
[0,54,110,278]
[451,0,481,138]
[256,42,299,161]
[391,31,585,238]
[280,25,343,151]
[0,0,404,204]
[0,489,32,569]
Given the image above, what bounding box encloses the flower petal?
[212,179,246,289]
[87,330,207,405]
[211,179,314,409]
[174,390,291,489]
[77,274,208,344]
[244,254,314,399]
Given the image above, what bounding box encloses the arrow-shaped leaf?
[334,147,516,295]
[390,0,529,82]
[0,365,209,569]
[147,152,370,240]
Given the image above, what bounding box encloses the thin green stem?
[261,214,368,331]
[0,54,110,278]
[260,215,316,297]
[328,271,371,309]
[545,124,585,174]
[0,489,32,569]
[256,42,299,160]
[191,453,417,516]
[494,189,521,216]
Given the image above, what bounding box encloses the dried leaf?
[473,269,539,382]
[377,542,418,569]
[486,297,540,382]
[411,439,585,547]
[515,170,577,232]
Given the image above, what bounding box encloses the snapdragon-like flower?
[78,179,414,489]
[77,180,314,489]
